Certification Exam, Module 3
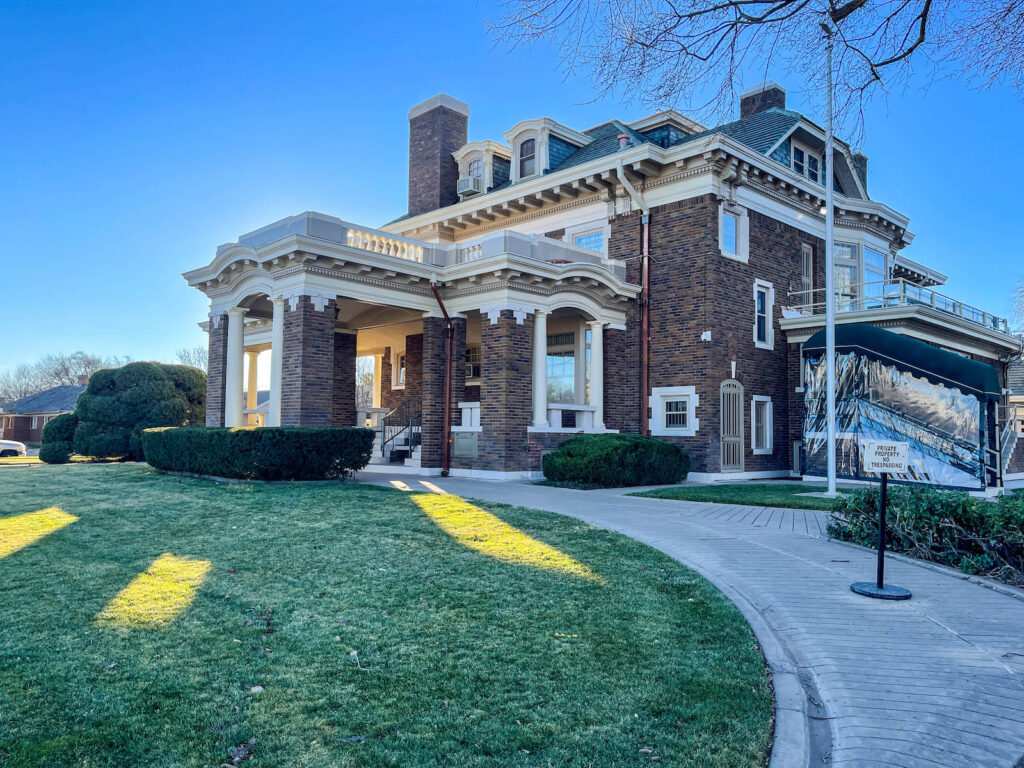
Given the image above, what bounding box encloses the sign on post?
[860,440,909,475]
[851,439,912,601]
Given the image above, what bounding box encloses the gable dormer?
[452,140,511,199]
[502,118,593,183]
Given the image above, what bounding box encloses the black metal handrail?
[381,399,421,457]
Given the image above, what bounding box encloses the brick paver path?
[358,473,1024,768]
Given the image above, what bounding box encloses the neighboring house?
[0,384,86,444]
[184,84,1024,488]
[1010,359,1024,434]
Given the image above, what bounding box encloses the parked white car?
[0,439,27,457]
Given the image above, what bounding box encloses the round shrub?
[39,441,74,464]
[41,413,78,444]
[542,433,690,488]
[143,426,375,481]
[71,362,206,460]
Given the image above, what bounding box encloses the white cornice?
[453,140,510,163]
[503,118,593,148]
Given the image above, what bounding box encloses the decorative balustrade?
[346,228,424,262]
[788,279,1011,334]
[224,211,627,279]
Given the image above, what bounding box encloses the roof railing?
[787,278,1010,334]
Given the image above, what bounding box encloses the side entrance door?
[721,380,744,472]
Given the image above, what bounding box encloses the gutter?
[616,160,653,436]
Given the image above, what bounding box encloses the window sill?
[650,428,697,438]
[721,250,749,264]
[451,425,482,433]
[527,426,618,435]
[753,448,773,456]
[754,341,774,351]
[391,384,406,391]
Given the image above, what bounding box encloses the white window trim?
[791,140,823,184]
[510,130,544,183]
[30,416,38,430]
[751,395,773,455]
[391,348,406,391]
[753,279,775,350]
[649,386,699,437]
[719,203,749,263]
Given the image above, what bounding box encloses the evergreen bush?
[542,433,690,488]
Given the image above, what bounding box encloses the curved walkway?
[356,473,1024,768]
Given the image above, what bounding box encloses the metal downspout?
[430,283,454,476]
[617,161,652,435]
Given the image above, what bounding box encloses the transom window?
[465,346,481,380]
[664,400,689,429]
[519,138,536,178]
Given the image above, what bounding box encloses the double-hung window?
[751,396,773,454]
[753,280,774,349]
[468,158,483,178]
[793,144,823,184]
[800,243,814,304]
[519,138,536,178]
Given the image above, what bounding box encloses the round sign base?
[851,582,912,601]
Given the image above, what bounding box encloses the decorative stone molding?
[285,292,334,312]
[481,304,534,325]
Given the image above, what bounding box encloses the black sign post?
[851,471,912,600]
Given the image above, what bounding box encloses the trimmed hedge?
[142,426,375,481]
[828,486,1024,586]
[542,433,690,488]
[39,413,79,464]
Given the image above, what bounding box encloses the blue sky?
[2,1,1022,375]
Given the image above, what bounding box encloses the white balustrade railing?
[346,228,425,263]
[788,278,1011,334]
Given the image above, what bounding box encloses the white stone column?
[246,350,259,424]
[224,307,247,427]
[532,309,548,428]
[269,297,284,427]
[588,320,605,430]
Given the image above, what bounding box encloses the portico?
[185,212,637,477]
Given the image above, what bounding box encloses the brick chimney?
[77,374,89,386]
[740,82,786,118]
[407,94,469,217]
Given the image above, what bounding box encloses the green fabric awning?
[803,323,1001,398]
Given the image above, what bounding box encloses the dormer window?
[793,144,822,184]
[468,158,483,178]
[519,139,536,178]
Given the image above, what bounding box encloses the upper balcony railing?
[787,278,1011,334]
[223,212,626,280]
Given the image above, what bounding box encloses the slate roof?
[678,107,802,154]
[385,107,806,223]
[1009,358,1024,396]
[2,384,85,415]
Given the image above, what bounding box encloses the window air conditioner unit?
[457,175,483,196]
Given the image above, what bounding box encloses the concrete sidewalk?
[356,472,1024,768]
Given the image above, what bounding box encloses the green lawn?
[633,483,838,511]
[0,465,771,767]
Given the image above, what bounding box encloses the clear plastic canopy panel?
[803,352,984,489]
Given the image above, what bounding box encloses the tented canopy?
[803,323,1000,398]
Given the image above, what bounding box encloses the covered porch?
[184,212,637,477]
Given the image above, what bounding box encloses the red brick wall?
[332,332,357,427]
[610,196,824,475]
[421,317,446,468]
[206,314,228,427]
[281,296,336,427]
[453,310,533,473]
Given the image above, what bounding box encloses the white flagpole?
[824,25,838,496]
